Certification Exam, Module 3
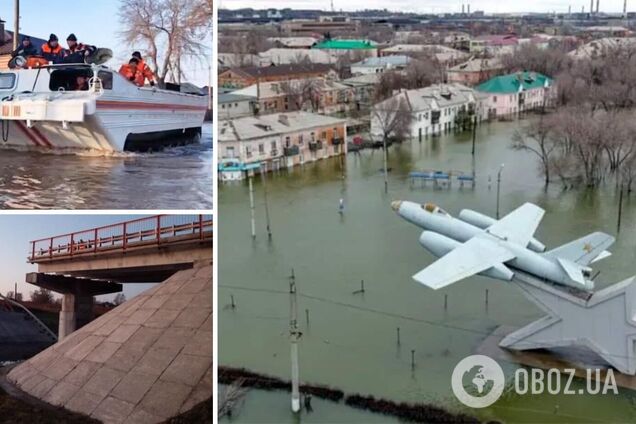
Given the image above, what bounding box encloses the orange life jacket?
[119,64,142,86]
[26,56,49,68]
[63,42,89,58]
[134,59,156,86]
[41,43,63,55]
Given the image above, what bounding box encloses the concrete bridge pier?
[59,293,94,339]
[26,272,122,340]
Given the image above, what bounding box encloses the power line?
[219,283,636,361]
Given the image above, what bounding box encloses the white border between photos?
[212,1,219,422]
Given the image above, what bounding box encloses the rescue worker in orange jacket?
[62,33,96,64]
[41,34,63,63]
[131,51,156,87]
[118,58,142,86]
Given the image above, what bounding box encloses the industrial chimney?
[596,0,600,14]
[468,4,470,14]
[462,4,465,14]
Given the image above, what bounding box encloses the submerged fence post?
[397,327,401,346]
[411,349,415,369]
[444,294,448,310]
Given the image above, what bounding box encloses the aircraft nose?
[391,200,402,211]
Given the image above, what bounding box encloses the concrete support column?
[59,294,76,340]
[75,294,94,330]
[58,293,94,340]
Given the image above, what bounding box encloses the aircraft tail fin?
[544,232,615,266]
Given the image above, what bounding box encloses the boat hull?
[0,65,209,152]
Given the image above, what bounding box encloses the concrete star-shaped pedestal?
[499,272,636,375]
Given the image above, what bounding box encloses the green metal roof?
[313,39,376,50]
[476,72,552,94]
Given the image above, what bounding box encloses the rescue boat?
[0,63,208,152]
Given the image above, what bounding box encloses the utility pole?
[496,164,504,219]
[383,136,388,193]
[14,282,17,300]
[13,0,19,51]
[289,270,301,413]
[248,176,256,239]
[471,114,477,156]
[260,169,272,240]
[617,184,624,233]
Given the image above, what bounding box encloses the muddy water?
[219,120,636,423]
[0,123,212,209]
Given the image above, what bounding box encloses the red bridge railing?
[29,214,213,262]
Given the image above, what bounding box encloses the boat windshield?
[0,73,16,90]
[48,67,112,91]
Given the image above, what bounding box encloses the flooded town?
[0,0,213,423]
[218,2,636,423]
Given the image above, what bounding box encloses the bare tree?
[280,79,323,112]
[30,288,54,305]
[372,96,413,192]
[118,0,212,84]
[374,71,406,102]
[218,378,249,419]
[404,55,444,89]
[512,114,559,186]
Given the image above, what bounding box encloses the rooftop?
[267,37,318,48]
[219,111,346,142]
[219,92,256,103]
[448,57,503,73]
[231,77,348,99]
[313,39,376,50]
[476,72,552,94]
[376,83,483,113]
[352,55,412,68]
[222,63,335,79]
[258,48,336,65]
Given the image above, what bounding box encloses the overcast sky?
[220,0,630,14]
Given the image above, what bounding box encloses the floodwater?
[219,386,401,424]
[219,119,636,423]
[0,123,213,209]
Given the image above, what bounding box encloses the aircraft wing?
[486,203,545,247]
[412,237,516,289]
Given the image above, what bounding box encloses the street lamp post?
[496,164,504,219]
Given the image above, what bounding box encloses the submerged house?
[476,71,556,118]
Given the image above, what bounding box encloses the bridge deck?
[29,215,212,263]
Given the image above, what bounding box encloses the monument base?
[477,325,636,390]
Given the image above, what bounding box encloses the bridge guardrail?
[29,215,212,263]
